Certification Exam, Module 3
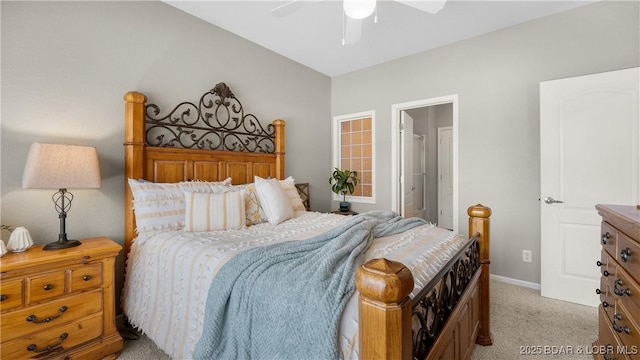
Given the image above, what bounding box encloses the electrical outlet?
[522,250,532,263]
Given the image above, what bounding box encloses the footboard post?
[356,258,414,360]
[468,204,493,346]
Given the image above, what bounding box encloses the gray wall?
[1,1,331,300]
[331,1,639,283]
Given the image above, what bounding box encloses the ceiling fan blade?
[395,0,447,14]
[271,0,307,18]
[343,17,362,45]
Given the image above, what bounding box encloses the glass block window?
[333,111,375,203]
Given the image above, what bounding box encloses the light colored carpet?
[117,279,597,360]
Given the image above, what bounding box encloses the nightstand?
[0,237,123,359]
[331,210,358,216]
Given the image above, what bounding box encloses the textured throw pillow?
[233,183,268,226]
[280,176,306,212]
[128,178,231,239]
[183,191,246,232]
[254,176,294,225]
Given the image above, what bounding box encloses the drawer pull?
[614,285,631,296]
[613,322,630,334]
[603,301,610,308]
[26,306,68,323]
[603,270,611,277]
[596,260,604,267]
[620,248,631,262]
[596,288,602,294]
[614,313,622,321]
[26,332,68,353]
[83,275,92,281]
[602,232,611,244]
[0,294,6,301]
[43,284,53,291]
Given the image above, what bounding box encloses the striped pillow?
[183,191,246,231]
[280,176,306,212]
[128,178,231,239]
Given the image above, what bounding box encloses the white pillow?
[183,191,246,232]
[254,176,294,225]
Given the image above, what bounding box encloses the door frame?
[438,126,454,229]
[391,94,459,232]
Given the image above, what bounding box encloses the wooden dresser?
[594,204,640,359]
[0,237,123,359]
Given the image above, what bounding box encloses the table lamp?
[22,143,101,250]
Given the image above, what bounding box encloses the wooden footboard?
[356,204,492,360]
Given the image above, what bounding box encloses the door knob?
[543,197,564,204]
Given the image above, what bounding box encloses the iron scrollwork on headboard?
[144,82,275,153]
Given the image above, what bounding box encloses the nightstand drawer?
[70,263,102,292]
[1,313,103,360]
[28,271,66,303]
[0,278,23,311]
[1,289,102,342]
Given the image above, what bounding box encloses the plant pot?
[339,201,351,211]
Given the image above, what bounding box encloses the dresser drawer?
[70,263,102,292]
[27,270,66,303]
[617,232,640,284]
[0,278,24,311]
[600,250,617,296]
[610,302,640,352]
[1,313,103,360]
[612,266,640,330]
[1,289,102,343]
[598,306,625,360]
[602,222,619,260]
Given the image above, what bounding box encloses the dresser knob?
[603,270,610,277]
[83,275,91,281]
[602,232,610,244]
[596,288,602,294]
[620,248,631,262]
[614,313,622,321]
[615,279,623,286]
[0,295,6,301]
[26,332,68,353]
[596,260,604,267]
[603,301,610,308]
[43,284,53,291]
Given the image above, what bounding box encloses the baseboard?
[490,274,541,290]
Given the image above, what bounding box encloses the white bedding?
[122,211,467,359]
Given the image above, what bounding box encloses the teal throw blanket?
[193,210,426,360]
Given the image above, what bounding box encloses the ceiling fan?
[271,0,447,45]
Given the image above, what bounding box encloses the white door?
[438,127,454,229]
[401,111,415,217]
[540,67,639,307]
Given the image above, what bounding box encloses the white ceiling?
[165,0,595,77]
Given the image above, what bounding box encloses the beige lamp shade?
[22,143,101,189]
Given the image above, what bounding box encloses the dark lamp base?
[43,239,82,250]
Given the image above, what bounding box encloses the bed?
[122,83,493,360]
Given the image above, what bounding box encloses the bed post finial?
[356,258,413,360]
[468,204,493,346]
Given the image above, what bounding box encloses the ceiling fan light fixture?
[343,0,376,20]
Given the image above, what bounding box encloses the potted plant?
[329,167,359,211]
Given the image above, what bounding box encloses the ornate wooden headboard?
[123,83,285,254]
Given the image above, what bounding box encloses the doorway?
[391,95,458,231]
